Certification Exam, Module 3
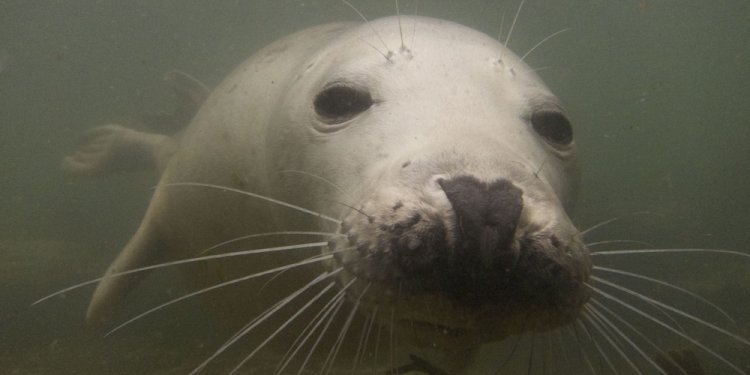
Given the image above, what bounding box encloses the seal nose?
[438,176,523,268]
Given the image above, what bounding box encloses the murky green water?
[1,1,748,374]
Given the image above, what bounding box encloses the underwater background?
[1,0,748,374]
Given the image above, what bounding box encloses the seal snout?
[438,175,524,270]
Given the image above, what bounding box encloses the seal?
[63,16,591,373]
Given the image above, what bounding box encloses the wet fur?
[47,3,750,375]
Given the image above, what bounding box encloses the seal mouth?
[330,175,591,346]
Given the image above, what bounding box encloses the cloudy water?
[1,0,748,374]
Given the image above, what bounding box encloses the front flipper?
[86,190,166,327]
[140,70,210,133]
[61,124,177,176]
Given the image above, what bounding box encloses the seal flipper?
[62,124,177,176]
[164,70,210,121]
[141,71,210,133]
[85,191,166,328]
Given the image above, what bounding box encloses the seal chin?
[329,174,591,348]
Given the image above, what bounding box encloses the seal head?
[268,16,593,348]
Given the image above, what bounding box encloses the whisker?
[274,279,355,375]
[190,270,340,375]
[297,290,349,375]
[577,318,618,374]
[341,0,392,60]
[594,265,735,324]
[587,304,666,374]
[373,317,384,374]
[553,329,569,372]
[587,282,748,374]
[353,306,378,374]
[104,253,335,337]
[503,0,527,47]
[229,282,338,375]
[592,300,689,375]
[585,239,655,249]
[497,8,506,41]
[581,211,664,238]
[581,217,620,237]
[389,306,396,373]
[164,182,341,224]
[395,0,405,50]
[200,231,344,255]
[258,246,354,296]
[497,330,525,371]
[321,282,368,375]
[335,201,373,221]
[410,0,418,49]
[527,330,536,375]
[591,248,750,258]
[350,315,370,375]
[520,28,570,61]
[277,169,352,199]
[583,307,642,374]
[569,325,597,375]
[33,241,330,305]
[592,276,750,345]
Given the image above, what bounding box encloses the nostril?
[439,175,523,267]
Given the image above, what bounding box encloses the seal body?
[71,16,591,373]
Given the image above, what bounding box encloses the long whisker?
[278,169,352,199]
[497,8,506,41]
[389,306,396,372]
[322,282,369,374]
[591,248,750,258]
[189,270,340,375]
[33,241,330,305]
[395,0,405,50]
[581,217,620,237]
[410,0,419,49]
[165,182,341,224]
[372,317,384,373]
[497,330,525,371]
[503,0,527,47]
[587,304,666,374]
[581,211,664,238]
[258,246,354,296]
[527,331,536,374]
[297,290,349,375]
[352,306,378,374]
[569,325,597,375]
[586,239,655,249]
[520,28,570,61]
[600,278,690,335]
[587,282,747,374]
[583,307,643,374]
[341,0,392,60]
[229,281,338,375]
[274,279,355,375]
[576,318,618,374]
[594,265,735,324]
[592,276,750,345]
[199,231,344,255]
[104,253,335,337]
[553,329,569,372]
[592,300,689,375]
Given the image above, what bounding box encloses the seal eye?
[531,110,573,146]
[314,85,373,124]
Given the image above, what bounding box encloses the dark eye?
[314,85,373,124]
[531,110,573,145]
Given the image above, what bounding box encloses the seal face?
[273,16,593,348]
[65,15,592,370]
